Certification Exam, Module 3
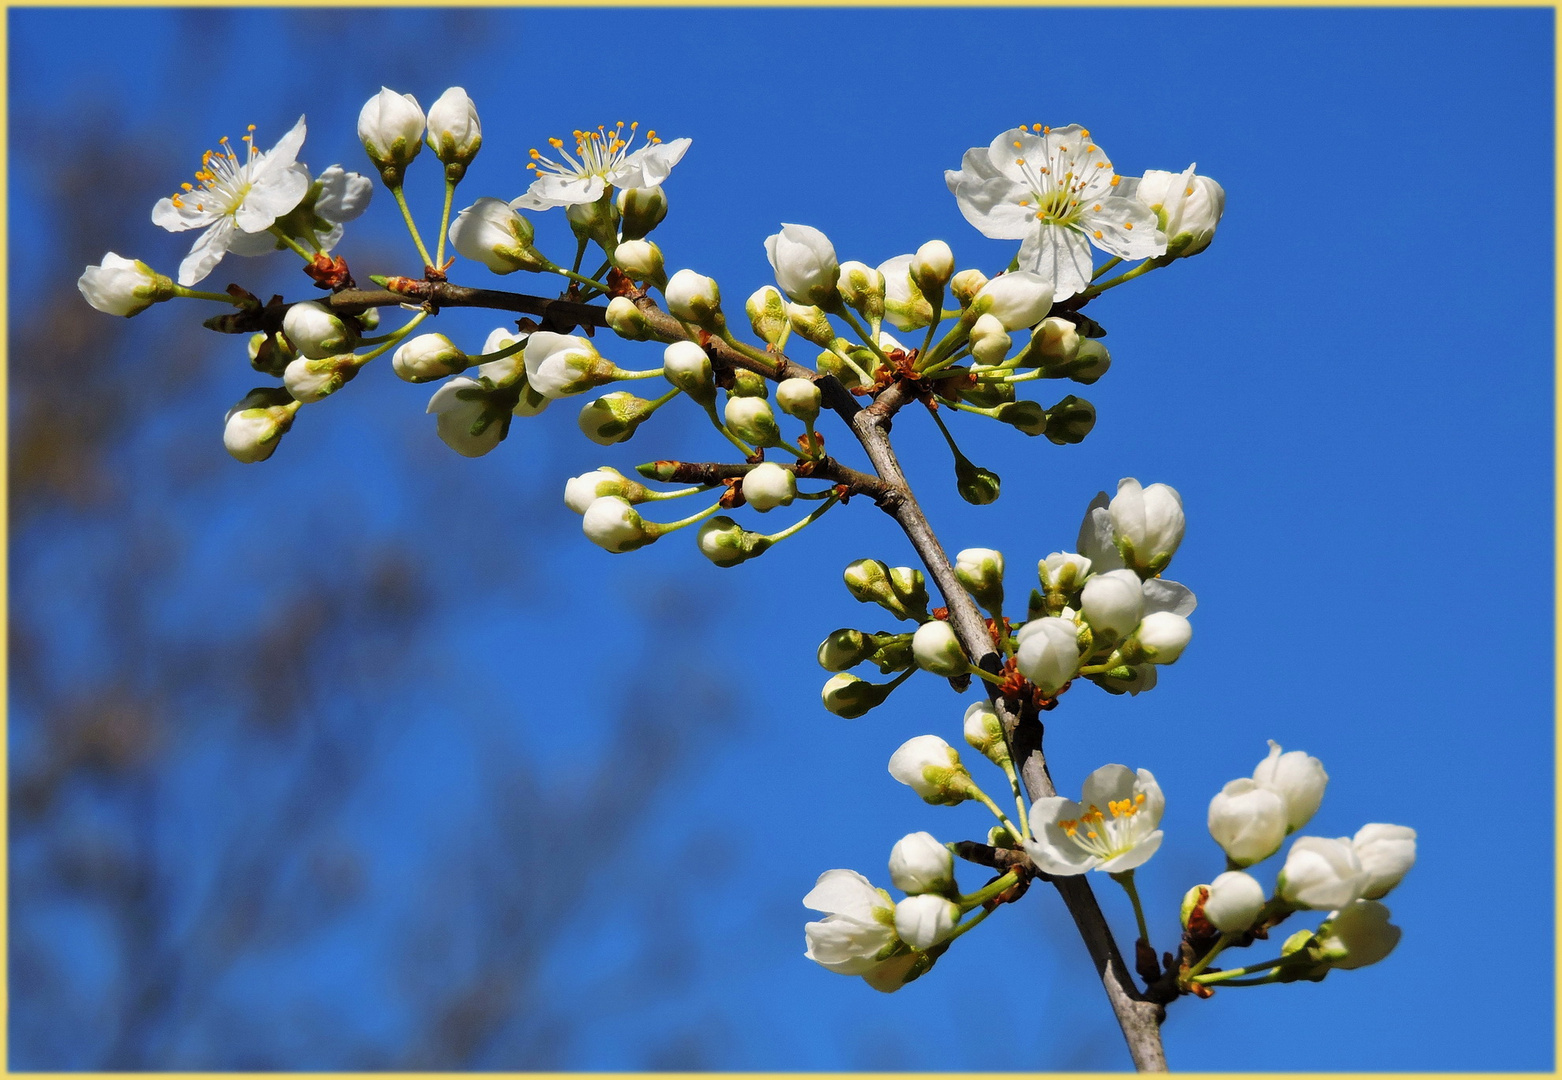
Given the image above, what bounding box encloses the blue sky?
[10,6,1555,1071]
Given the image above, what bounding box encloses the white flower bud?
[223,388,296,464]
[391,332,467,383]
[1208,778,1287,867]
[911,620,967,677]
[962,701,1009,768]
[78,253,172,317]
[888,832,955,896]
[954,547,1005,612]
[888,735,971,806]
[577,391,654,445]
[878,254,935,331]
[523,331,614,399]
[664,269,723,327]
[1352,824,1416,900]
[820,672,892,718]
[803,869,900,981]
[949,268,988,307]
[616,186,668,240]
[972,271,1053,330]
[1129,611,1192,664]
[775,378,821,424]
[1316,900,1400,969]
[425,86,481,167]
[1025,316,1080,365]
[605,296,651,340]
[450,198,544,274]
[1038,552,1093,595]
[646,342,712,410]
[817,628,874,672]
[742,462,796,512]
[357,87,425,173]
[565,198,617,250]
[1278,836,1369,911]
[745,285,790,346]
[836,260,885,324]
[724,396,780,446]
[283,354,358,404]
[279,300,354,360]
[1014,616,1081,697]
[1132,166,1224,258]
[696,515,771,567]
[581,496,655,553]
[910,239,955,295]
[893,893,959,950]
[426,376,505,457]
[1253,741,1329,833]
[613,239,664,282]
[967,313,1011,364]
[1080,568,1145,641]
[1109,478,1185,576]
[786,303,837,348]
[765,223,839,308]
[1203,870,1266,934]
[564,468,645,514]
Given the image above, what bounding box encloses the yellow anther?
[1186,186,1195,196]
[1085,144,1098,152]
[181,182,193,191]
[1015,157,1025,166]
[1043,125,1051,133]
[1093,204,1101,212]
[1110,175,1121,187]
[630,121,639,129]
[1086,831,1098,839]
[1013,140,1023,149]
[1080,128,1090,136]
[247,123,256,131]
[1031,123,1043,131]
[171,195,184,208]
[1019,199,1030,206]
[1124,222,1133,230]
[1096,162,1107,169]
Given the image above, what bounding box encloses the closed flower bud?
[581,495,656,553]
[1208,779,1288,867]
[523,331,615,398]
[888,735,972,806]
[911,620,967,676]
[968,313,1012,364]
[955,456,1001,505]
[392,332,468,383]
[426,376,507,457]
[1020,316,1080,367]
[1043,395,1096,445]
[787,303,838,349]
[745,285,790,346]
[1109,478,1185,576]
[775,378,821,424]
[962,701,1009,768]
[577,391,655,445]
[616,185,668,240]
[765,223,839,308]
[910,239,955,296]
[1315,900,1400,969]
[223,387,297,463]
[821,672,896,718]
[742,462,796,511]
[1277,836,1369,910]
[358,87,425,179]
[1014,616,1081,697]
[279,300,353,360]
[249,331,292,376]
[1038,552,1093,597]
[664,269,723,328]
[1253,741,1329,833]
[425,86,481,169]
[613,239,665,283]
[78,253,173,317]
[878,254,935,330]
[696,515,772,567]
[284,353,358,404]
[993,400,1048,437]
[843,559,924,621]
[817,628,873,672]
[888,832,956,896]
[887,566,930,619]
[730,369,769,398]
[1066,338,1112,384]
[605,296,652,340]
[724,396,780,446]
[954,547,1005,612]
[1127,611,1191,664]
[659,340,716,406]
[1080,568,1144,642]
[836,261,886,325]
[566,199,617,251]
[971,271,1052,330]
[1352,824,1416,900]
[450,198,546,273]
[1132,166,1224,259]
[950,268,988,307]
[1203,870,1266,933]
[894,894,959,950]
[564,467,646,514]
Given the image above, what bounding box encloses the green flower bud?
[787,303,837,348]
[730,368,769,398]
[566,196,617,252]
[950,269,988,308]
[577,391,656,445]
[606,296,653,340]
[994,399,1048,436]
[960,375,1016,410]
[887,566,930,620]
[836,260,886,326]
[954,547,1005,612]
[661,340,716,406]
[962,701,1010,768]
[955,456,1001,505]
[695,515,772,567]
[616,185,668,240]
[1180,884,1210,931]
[821,672,898,719]
[248,331,294,377]
[745,285,790,347]
[868,633,915,674]
[844,559,917,622]
[1043,395,1096,445]
[1064,338,1112,385]
[818,628,874,672]
[776,377,821,424]
[988,825,1019,849]
[724,396,780,445]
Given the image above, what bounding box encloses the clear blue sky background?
[10,6,1554,1071]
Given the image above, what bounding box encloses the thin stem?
[838,308,889,364]
[943,905,995,944]
[354,310,429,363]
[761,493,840,544]
[720,330,785,375]
[966,664,1007,687]
[702,402,757,458]
[570,237,588,275]
[1191,954,1297,986]
[965,782,1022,841]
[1182,931,1239,980]
[639,485,706,502]
[958,870,1020,911]
[1078,258,1159,300]
[1112,870,1152,949]
[390,186,436,270]
[468,338,527,364]
[267,226,315,262]
[171,286,246,305]
[434,177,457,269]
[1091,256,1123,281]
[1001,761,1029,838]
[608,366,667,381]
[648,500,725,535]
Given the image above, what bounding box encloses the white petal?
[1097,830,1163,873]
[803,868,883,917]
[1141,578,1197,617]
[260,115,308,172]
[226,228,284,257]
[151,196,215,233]
[1080,198,1166,261]
[177,219,235,286]
[234,164,311,233]
[315,165,373,222]
[610,137,690,188]
[952,175,1034,240]
[1019,223,1093,302]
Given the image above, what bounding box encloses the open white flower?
[228,164,373,259]
[1023,764,1164,875]
[515,121,690,210]
[803,869,900,977]
[151,117,311,286]
[945,124,1164,302]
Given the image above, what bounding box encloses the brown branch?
[638,457,902,510]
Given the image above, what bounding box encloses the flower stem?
[943,904,995,943]
[702,402,756,458]
[639,485,706,502]
[389,186,437,270]
[838,308,889,365]
[171,286,246,305]
[958,870,1020,911]
[1182,931,1239,980]
[1078,258,1159,300]
[1191,954,1298,986]
[434,177,457,269]
[1091,256,1123,281]
[550,267,612,294]
[964,780,1022,841]
[353,310,429,364]
[1110,870,1152,949]
[965,664,1007,687]
[720,330,784,375]
[608,365,667,381]
[647,500,725,536]
[267,226,315,262]
[760,493,840,544]
[1002,761,1029,838]
[469,338,527,364]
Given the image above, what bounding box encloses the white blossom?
[971,271,1053,330]
[425,86,481,165]
[1014,616,1081,696]
[1277,836,1369,911]
[223,388,295,464]
[1208,778,1287,867]
[357,88,425,170]
[426,377,504,457]
[1253,741,1329,833]
[1023,764,1164,875]
[1124,165,1224,258]
[894,894,959,950]
[1079,568,1144,641]
[765,223,839,308]
[775,378,821,424]
[1202,870,1266,934]
[581,495,655,553]
[523,331,612,399]
[1129,611,1192,664]
[664,269,722,326]
[877,254,934,330]
[946,124,1164,301]
[227,164,375,258]
[78,253,170,317]
[282,300,355,360]
[1109,478,1185,575]
[888,832,955,896]
[449,198,545,274]
[1352,824,1416,900]
[516,121,689,210]
[911,620,967,677]
[803,869,900,977]
[742,462,796,511]
[1316,900,1400,969]
[151,116,311,286]
[887,735,970,805]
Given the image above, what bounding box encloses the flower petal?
[151,196,216,233]
[1019,222,1093,302]
[315,165,373,223]
[1141,578,1197,617]
[1080,763,1138,811]
[1097,829,1163,873]
[611,137,690,189]
[803,868,884,917]
[234,163,311,233]
[1080,198,1165,261]
[952,175,1034,240]
[1022,796,1099,875]
[177,218,235,286]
